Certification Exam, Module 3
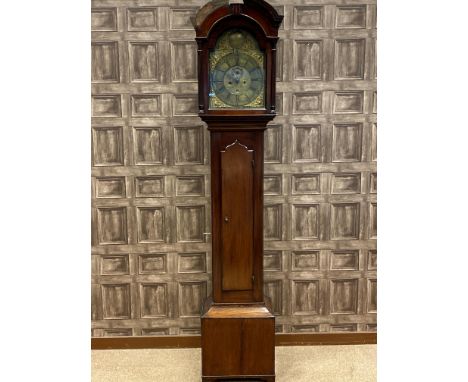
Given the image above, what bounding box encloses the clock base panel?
[201,300,275,381]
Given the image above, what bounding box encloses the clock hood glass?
[209,29,265,109]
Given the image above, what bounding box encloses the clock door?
[220,141,254,291]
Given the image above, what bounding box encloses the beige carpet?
[92,345,376,382]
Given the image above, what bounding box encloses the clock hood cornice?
[193,0,283,38]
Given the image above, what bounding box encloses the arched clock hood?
[193,0,283,120]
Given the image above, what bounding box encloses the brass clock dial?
[209,30,265,109]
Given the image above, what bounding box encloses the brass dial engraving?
[209,29,265,109]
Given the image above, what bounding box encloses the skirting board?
[91,333,376,350]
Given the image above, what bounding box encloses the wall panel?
[91,0,376,337]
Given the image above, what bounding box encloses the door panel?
[221,141,254,291]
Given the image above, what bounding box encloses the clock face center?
[224,66,251,95]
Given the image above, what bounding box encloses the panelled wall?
[91,0,377,337]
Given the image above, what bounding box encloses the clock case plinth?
[201,297,275,381]
[194,2,282,381]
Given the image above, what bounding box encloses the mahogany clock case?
[194,1,283,381]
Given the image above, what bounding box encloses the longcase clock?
[193,1,282,381]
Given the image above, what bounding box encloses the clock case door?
[211,130,264,303]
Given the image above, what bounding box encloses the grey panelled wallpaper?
[91,0,377,337]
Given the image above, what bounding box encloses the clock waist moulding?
[193,1,283,381]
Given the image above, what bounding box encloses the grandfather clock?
[193,1,282,381]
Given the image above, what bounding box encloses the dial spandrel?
[209,29,265,109]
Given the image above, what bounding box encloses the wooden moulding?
[91,332,376,350]
[202,304,274,318]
